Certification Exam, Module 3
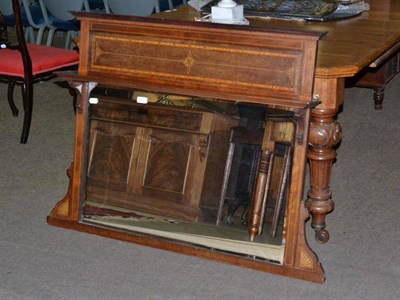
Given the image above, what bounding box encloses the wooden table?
[154,0,400,243]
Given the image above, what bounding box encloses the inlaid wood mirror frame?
[47,12,326,283]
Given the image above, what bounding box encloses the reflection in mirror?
[80,87,296,264]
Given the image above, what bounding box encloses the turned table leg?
[305,108,342,243]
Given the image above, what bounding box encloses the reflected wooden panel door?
[85,97,236,222]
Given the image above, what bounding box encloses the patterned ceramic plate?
[202,0,361,21]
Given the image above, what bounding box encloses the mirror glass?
[79,86,296,264]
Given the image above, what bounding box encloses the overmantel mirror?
[47,12,326,282]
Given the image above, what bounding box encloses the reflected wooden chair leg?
[270,145,292,238]
[257,146,277,235]
[248,149,274,241]
[241,148,262,226]
[216,140,235,225]
[217,127,264,226]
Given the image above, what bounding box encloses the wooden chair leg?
[217,127,264,226]
[216,141,235,225]
[20,80,33,144]
[270,145,292,238]
[7,82,19,117]
[247,112,296,240]
[248,149,274,241]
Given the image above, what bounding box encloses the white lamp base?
[211,4,244,21]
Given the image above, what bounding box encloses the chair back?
[159,0,188,10]
[0,0,15,16]
[1,0,32,86]
[0,10,8,43]
[106,0,160,16]
[86,0,106,11]
[40,0,86,21]
[159,0,173,10]
[7,0,32,79]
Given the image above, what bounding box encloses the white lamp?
[218,0,237,8]
[212,0,245,24]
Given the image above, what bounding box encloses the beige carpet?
[1,74,399,299]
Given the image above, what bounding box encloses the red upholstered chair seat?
[0,44,79,77]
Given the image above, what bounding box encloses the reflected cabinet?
[85,97,237,222]
[48,12,327,282]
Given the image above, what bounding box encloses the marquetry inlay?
[89,34,300,92]
[299,248,314,269]
[182,51,196,74]
[58,200,69,216]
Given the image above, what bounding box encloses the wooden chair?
[216,127,264,226]
[217,109,296,240]
[0,0,79,143]
[248,110,296,241]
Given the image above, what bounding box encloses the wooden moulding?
[47,209,324,283]
[48,13,325,283]
[75,11,324,108]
